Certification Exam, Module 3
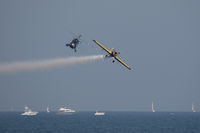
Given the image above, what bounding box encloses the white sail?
[46,107,50,113]
[192,103,196,112]
[152,102,155,112]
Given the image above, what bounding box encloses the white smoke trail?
[0,55,104,74]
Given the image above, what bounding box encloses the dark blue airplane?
[66,35,81,52]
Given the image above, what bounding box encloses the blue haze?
[0,0,199,111]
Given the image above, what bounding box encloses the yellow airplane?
[93,40,131,70]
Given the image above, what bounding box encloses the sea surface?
[0,112,200,133]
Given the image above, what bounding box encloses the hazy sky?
[0,0,199,112]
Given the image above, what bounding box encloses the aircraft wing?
[114,56,131,70]
[93,40,112,54]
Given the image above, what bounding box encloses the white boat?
[21,106,38,116]
[192,103,196,112]
[46,107,50,113]
[57,107,76,115]
[152,102,155,112]
[94,111,105,116]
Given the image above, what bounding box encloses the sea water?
[0,112,200,133]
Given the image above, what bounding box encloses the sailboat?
[46,107,50,113]
[152,102,155,112]
[192,103,196,112]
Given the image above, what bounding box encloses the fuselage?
[69,38,80,48]
[66,38,80,52]
[108,49,118,57]
[111,49,118,57]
